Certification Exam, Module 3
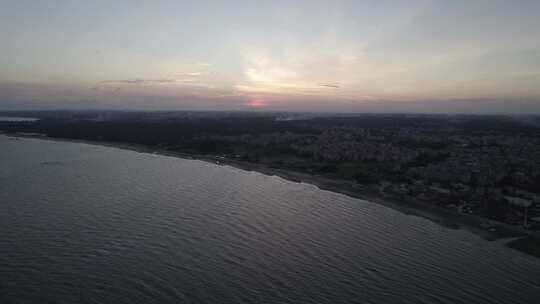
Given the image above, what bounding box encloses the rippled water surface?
[0,116,39,122]
[1,135,539,304]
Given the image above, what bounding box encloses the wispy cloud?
[100,79,176,85]
[176,72,202,77]
[172,72,205,83]
[101,72,207,86]
[194,62,213,67]
[318,82,340,88]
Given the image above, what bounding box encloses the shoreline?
[4,132,539,258]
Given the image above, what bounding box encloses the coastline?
[4,132,539,258]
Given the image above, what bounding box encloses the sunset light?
[244,99,268,108]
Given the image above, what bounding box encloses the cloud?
[318,82,340,88]
[100,72,208,86]
[100,79,176,85]
[194,62,213,67]
[172,72,205,83]
[176,72,202,77]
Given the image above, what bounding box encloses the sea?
[1,134,539,303]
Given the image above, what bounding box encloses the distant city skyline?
[1,0,540,113]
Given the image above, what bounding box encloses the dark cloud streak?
[318,83,340,88]
[100,79,177,85]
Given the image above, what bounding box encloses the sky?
[1,0,540,113]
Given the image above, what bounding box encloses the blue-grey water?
[1,135,539,304]
[0,117,39,122]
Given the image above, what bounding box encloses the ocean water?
[0,117,39,122]
[1,135,539,304]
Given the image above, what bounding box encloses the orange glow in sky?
[245,99,268,108]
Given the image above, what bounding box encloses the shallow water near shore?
[1,135,540,304]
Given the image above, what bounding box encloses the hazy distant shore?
[4,132,539,258]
